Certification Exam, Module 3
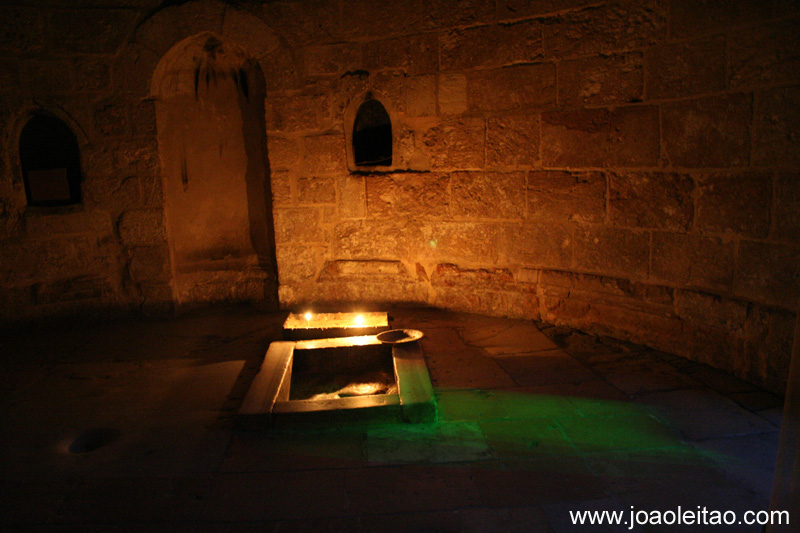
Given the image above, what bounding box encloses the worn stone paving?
[0,306,783,531]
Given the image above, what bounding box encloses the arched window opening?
[353,98,392,167]
[19,114,82,207]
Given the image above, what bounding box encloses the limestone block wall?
[0,0,798,393]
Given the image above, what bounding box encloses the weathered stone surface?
[267,137,301,171]
[260,45,302,93]
[451,172,525,219]
[32,275,116,305]
[430,264,539,317]
[129,246,170,282]
[275,244,317,283]
[365,173,449,219]
[118,209,166,246]
[364,34,438,76]
[405,75,437,118]
[0,58,21,95]
[138,281,174,310]
[742,306,795,392]
[497,0,594,20]
[695,173,771,238]
[303,134,346,174]
[736,241,800,308]
[134,1,225,57]
[542,297,685,356]
[297,177,335,204]
[317,260,412,282]
[303,43,360,76]
[84,172,141,216]
[368,70,408,114]
[334,219,411,260]
[504,223,572,270]
[0,6,44,54]
[438,73,468,115]
[221,7,280,56]
[468,64,556,112]
[423,117,485,170]
[93,99,129,138]
[430,263,514,290]
[335,70,371,112]
[440,20,543,71]
[668,0,775,39]
[23,59,75,96]
[543,0,667,58]
[608,172,693,231]
[526,171,605,224]
[0,238,114,285]
[774,173,800,242]
[541,106,660,168]
[109,139,160,184]
[540,270,659,306]
[342,0,425,38]
[728,20,800,89]
[559,53,643,107]
[270,170,292,207]
[662,94,752,168]
[421,0,495,29]
[173,269,275,305]
[2,0,798,343]
[337,175,366,219]
[515,268,541,285]
[24,210,113,237]
[112,42,161,99]
[73,56,112,94]
[673,290,748,331]
[486,114,539,169]
[411,221,504,264]
[753,86,800,168]
[574,226,649,280]
[266,86,334,132]
[651,233,734,292]
[273,207,325,243]
[645,37,725,99]
[311,278,428,306]
[130,99,157,139]
[262,0,341,44]
[0,198,22,240]
[46,8,137,54]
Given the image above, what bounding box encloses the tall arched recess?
[150,32,278,307]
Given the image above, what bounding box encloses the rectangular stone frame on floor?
[238,335,435,427]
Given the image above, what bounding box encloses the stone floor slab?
[0,305,784,530]
[495,353,601,386]
[366,421,491,464]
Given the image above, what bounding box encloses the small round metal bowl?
[376,329,424,344]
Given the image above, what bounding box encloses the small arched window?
[19,114,82,207]
[352,98,392,167]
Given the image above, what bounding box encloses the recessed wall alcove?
[150,32,278,306]
[344,91,400,172]
[19,114,83,207]
[353,97,392,167]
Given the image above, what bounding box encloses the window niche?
[346,92,395,172]
[19,114,82,207]
[353,98,392,166]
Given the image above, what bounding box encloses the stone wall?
[1,0,798,392]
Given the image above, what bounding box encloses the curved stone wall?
[0,0,798,393]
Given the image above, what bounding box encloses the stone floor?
[0,306,784,531]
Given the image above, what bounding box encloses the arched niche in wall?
[18,113,83,207]
[150,32,277,306]
[345,92,397,172]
